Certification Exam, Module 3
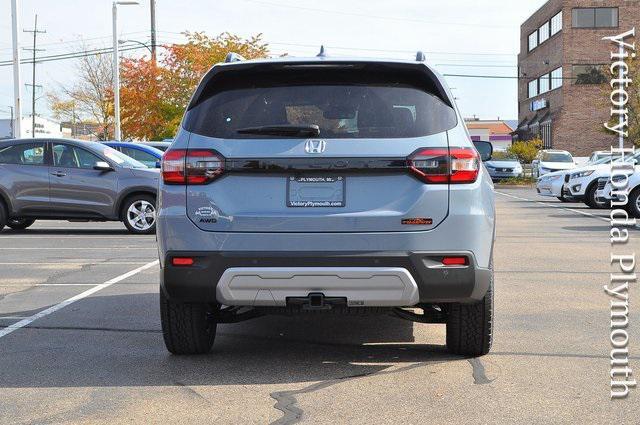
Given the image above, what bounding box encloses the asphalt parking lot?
[0,187,637,424]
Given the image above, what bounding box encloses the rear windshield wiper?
[236,124,320,137]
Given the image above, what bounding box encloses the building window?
[551,11,562,36]
[538,22,550,44]
[573,65,607,84]
[527,11,562,52]
[528,31,538,51]
[539,73,550,94]
[528,80,538,98]
[572,8,618,28]
[551,67,563,90]
[596,8,618,27]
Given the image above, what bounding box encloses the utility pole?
[150,0,157,62]
[10,0,22,139]
[23,14,45,138]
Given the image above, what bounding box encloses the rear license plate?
[287,176,345,207]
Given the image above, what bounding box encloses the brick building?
[516,0,639,155]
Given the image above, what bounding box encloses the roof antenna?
[415,51,426,62]
[225,52,246,63]
[317,45,327,57]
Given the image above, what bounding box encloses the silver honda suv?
[0,138,159,234]
[157,54,496,357]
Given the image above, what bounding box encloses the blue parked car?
[102,142,164,168]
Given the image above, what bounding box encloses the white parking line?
[0,247,157,250]
[0,236,154,239]
[495,191,610,223]
[0,283,103,287]
[0,260,159,339]
[0,262,154,265]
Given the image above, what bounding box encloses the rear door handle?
[51,171,66,177]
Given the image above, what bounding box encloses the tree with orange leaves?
[120,32,268,140]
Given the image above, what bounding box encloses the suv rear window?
[184,68,457,139]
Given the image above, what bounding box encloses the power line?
[239,0,514,29]
[0,45,147,67]
[156,31,518,57]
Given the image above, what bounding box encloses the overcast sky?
[0,0,548,123]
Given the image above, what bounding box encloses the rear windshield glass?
[184,70,457,139]
[542,152,573,162]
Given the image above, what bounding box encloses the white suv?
[532,149,576,178]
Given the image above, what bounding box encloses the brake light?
[162,149,224,185]
[408,147,479,184]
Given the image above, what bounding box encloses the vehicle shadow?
[0,293,458,388]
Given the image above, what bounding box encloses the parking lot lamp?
[112,1,139,141]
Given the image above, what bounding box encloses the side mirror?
[473,141,493,162]
[94,161,113,171]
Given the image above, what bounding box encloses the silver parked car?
[484,152,523,180]
[157,54,496,357]
[0,138,159,234]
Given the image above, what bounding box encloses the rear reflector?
[441,256,468,266]
[172,257,195,266]
[408,147,480,184]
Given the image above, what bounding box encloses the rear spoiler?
[186,57,452,111]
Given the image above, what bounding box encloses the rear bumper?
[161,250,492,305]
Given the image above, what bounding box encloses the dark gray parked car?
[0,138,159,234]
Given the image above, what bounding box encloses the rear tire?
[626,187,640,219]
[0,201,6,232]
[446,269,493,357]
[6,218,36,230]
[160,290,217,355]
[122,194,157,235]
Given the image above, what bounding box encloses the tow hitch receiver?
[286,293,347,310]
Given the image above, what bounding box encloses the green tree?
[507,138,542,163]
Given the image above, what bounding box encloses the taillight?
[449,148,480,184]
[185,150,224,184]
[162,149,224,185]
[162,149,187,184]
[408,147,479,184]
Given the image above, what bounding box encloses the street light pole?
[150,0,157,62]
[10,0,22,139]
[112,2,120,141]
[112,1,139,141]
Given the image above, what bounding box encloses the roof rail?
[224,52,246,63]
[415,51,426,62]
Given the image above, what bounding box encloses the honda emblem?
[305,139,326,154]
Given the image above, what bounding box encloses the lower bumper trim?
[216,267,420,307]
